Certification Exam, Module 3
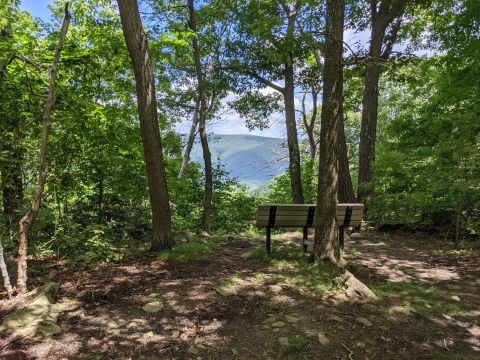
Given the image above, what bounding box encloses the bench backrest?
[255,203,364,228]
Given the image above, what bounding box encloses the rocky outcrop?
[0,282,81,338]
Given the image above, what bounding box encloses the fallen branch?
[341,342,354,360]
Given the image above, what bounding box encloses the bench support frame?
[261,204,358,253]
[266,206,276,253]
[339,206,353,249]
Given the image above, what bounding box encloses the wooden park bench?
[255,203,364,253]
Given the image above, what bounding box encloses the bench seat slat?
[255,203,364,228]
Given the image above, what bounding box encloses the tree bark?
[0,238,13,298]
[178,98,200,178]
[118,0,174,251]
[358,0,406,204]
[188,0,213,233]
[338,117,356,202]
[284,61,304,204]
[17,3,71,293]
[314,0,345,266]
[301,88,318,160]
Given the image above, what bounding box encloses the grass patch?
[159,237,217,262]
[280,335,308,355]
[435,247,480,257]
[372,281,464,317]
[247,244,338,294]
[424,350,472,360]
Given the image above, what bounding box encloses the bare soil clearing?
[1,231,479,359]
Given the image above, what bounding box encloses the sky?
[19,0,373,139]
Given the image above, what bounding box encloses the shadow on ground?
[1,231,479,359]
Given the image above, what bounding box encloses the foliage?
[159,237,218,262]
[371,53,480,234]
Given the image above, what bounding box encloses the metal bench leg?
[339,226,345,250]
[266,227,271,253]
[302,226,308,253]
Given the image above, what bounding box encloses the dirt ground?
[1,230,479,360]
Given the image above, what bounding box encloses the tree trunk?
[188,0,213,233]
[178,99,200,178]
[1,143,23,227]
[118,0,174,251]
[358,59,381,203]
[455,209,461,248]
[17,4,71,293]
[338,117,356,202]
[301,89,318,160]
[284,62,304,204]
[98,171,105,221]
[314,0,345,266]
[0,238,13,298]
[358,0,406,204]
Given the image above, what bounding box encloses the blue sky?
[21,0,53,20]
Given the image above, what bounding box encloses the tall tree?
[117,0,174,250]
[225,0,310,204]
[338,117,356,202]
[314,0,345,265]
[187,0,213,233]
[17,3,71,293]
[177,98,199,178]
[357,0,406,203]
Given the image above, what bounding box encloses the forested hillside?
[191,134,288,188]
[0,0,479,359]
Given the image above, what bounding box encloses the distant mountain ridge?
[190,134,288,188]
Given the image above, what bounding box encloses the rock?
[272,321,286,328]
[284,315,299,323]
[69,308,86,319]
[214,285,237,297]
[331,315,343,322]
[179,238,188,243]
[126,321,140,329]
[54,297,82,313]
[147,292,161,299]
[34,320,62,337]
[318,332,330,345]
[0,282,61,337]
[262,316,278,326]
[350,232,362,238]
[268,285,283,293]
[187,345,199,355]
[25,282,60,303]
[362,303,379,312]
[231,348,238,355]
[333,293,349,302]
[142,301,164,313]
[356,317,373,327]
[198,231,210,238]
[451,295,460,302]
[181,230,195,238]
[240,251,253,259]
[278,337,289,346]
[146,331,155,337]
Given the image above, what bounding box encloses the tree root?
[334,270,378,301]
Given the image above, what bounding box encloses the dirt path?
[1,231,479,359]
